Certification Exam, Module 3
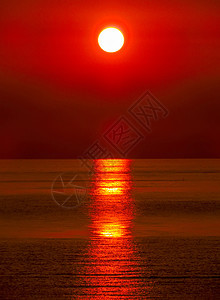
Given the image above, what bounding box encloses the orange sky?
[0,0,219,158]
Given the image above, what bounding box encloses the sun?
[98,27,124,53]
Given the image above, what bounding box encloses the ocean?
[0,159,219,299]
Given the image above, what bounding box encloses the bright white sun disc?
[98,27,124,53]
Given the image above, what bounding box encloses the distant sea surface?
[0,159,219,299]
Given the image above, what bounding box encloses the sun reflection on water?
[75,159,152,299]
[89,159,133,239]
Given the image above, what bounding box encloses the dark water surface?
[0,159,219,299]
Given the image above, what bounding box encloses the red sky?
[0,0,219,158]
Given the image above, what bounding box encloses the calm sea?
[0,159,219,299]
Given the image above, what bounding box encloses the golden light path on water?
[90,159,133,239]
[76,159,152,299]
